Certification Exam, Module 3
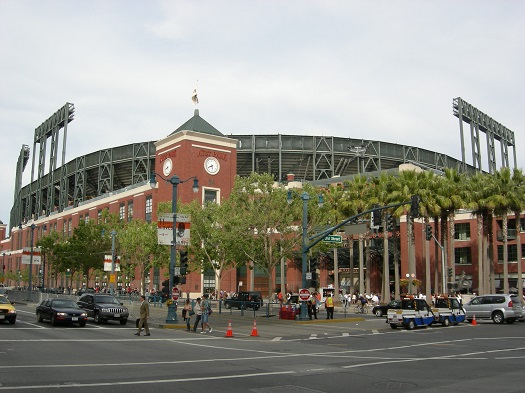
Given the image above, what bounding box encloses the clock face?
[204,157,220,175]
[163,158,173,176]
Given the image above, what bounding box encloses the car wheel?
[405,320,415,330]
[51,315,57,326]
[37,312,43,322]
[390,323,397,329]
[79,322,86,327]
[375,309,383,317]
[442,317,450,327]
[120,319,128,325]
[492,311,504,324]
[94,312,102,324]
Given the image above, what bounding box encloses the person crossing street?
[135,295,150,336]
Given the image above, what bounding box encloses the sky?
[1,0,524,229]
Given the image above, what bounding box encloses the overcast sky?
[1,0,524,229]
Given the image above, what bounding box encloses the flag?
[192,89,199,104]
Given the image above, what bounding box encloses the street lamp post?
[151,173,198,324]
[28,223,36,301]
[110,230,117,296]
[287,190,324,320]
[1,252,6,284]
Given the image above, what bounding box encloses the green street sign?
[323,235,342,243]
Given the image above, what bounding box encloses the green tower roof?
[170,109,223,137]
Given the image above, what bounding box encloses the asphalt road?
[2,303,525,393]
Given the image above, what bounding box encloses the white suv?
[463,294,523,324]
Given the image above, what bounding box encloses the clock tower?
[152,109,237,220]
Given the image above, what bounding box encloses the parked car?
[387,297,434,330]
[0,294,16,324]
[372,299,402,317]
[36,298,88,327]
[77,294,129,325]
[431,296,466,326]
[224,291,263,310]
[463,294,523,324]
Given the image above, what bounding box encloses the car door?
[79,295,95,317]
[466,296,485,318]
[40,299,52,319]
[480,296,496,318]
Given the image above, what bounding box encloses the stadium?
[0,97,520,300]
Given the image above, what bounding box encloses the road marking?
[0,371,296,390]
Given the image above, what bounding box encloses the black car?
[372,299,402,317]
[36,298,88,326]
[77,294,129,325]
[224,291,263,310]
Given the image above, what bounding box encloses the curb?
[295,317,365,324]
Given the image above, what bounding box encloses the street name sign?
[323,235,342,243]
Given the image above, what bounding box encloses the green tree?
[182,199,239,296]
[118,219,161,294]
[228,173,324,298]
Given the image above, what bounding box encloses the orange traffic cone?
[250,320,259,337]
[471,314,477,326]
[225,320,234,337]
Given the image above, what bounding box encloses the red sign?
[299,288,311,301]
[172,287,180,301]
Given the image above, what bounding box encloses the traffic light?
[179,250,188,275]
[309,256,318,270]
[310,271,318,289]
[447,267,453,278]
[410,195,420,218]
[372,204,381,226]
[387,215,396,231]
[425,225,432,241]
[161,279,170,294]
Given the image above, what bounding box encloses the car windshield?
[52,299,78,308]
[0,297,10,304]
[94,296,120,304]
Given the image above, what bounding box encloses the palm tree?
[463,171,492,295]
[510,169,525,297]
[435,168,465,293]
[416,170,441,298]
[487,168,514,294]
[388,169,420,294]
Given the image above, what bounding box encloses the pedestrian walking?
[325,294,334,319]
[182,298,192,331]
[135,295,150,336]
[201,293,213,333]
[192,298,202,333]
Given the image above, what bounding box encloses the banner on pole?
[157,213,191,246]
[21,247,41,265]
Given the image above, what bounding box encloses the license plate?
[114,314,120,318]
[72,317,78,321]
[0,315,4,319]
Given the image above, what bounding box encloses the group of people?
[181,293,213,333]
[134,293,214,337]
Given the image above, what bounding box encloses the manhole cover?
[373,381,418,389]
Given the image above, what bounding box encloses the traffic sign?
[299,288,311,301]
[323,235,342,243]
[172,287,180,301]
